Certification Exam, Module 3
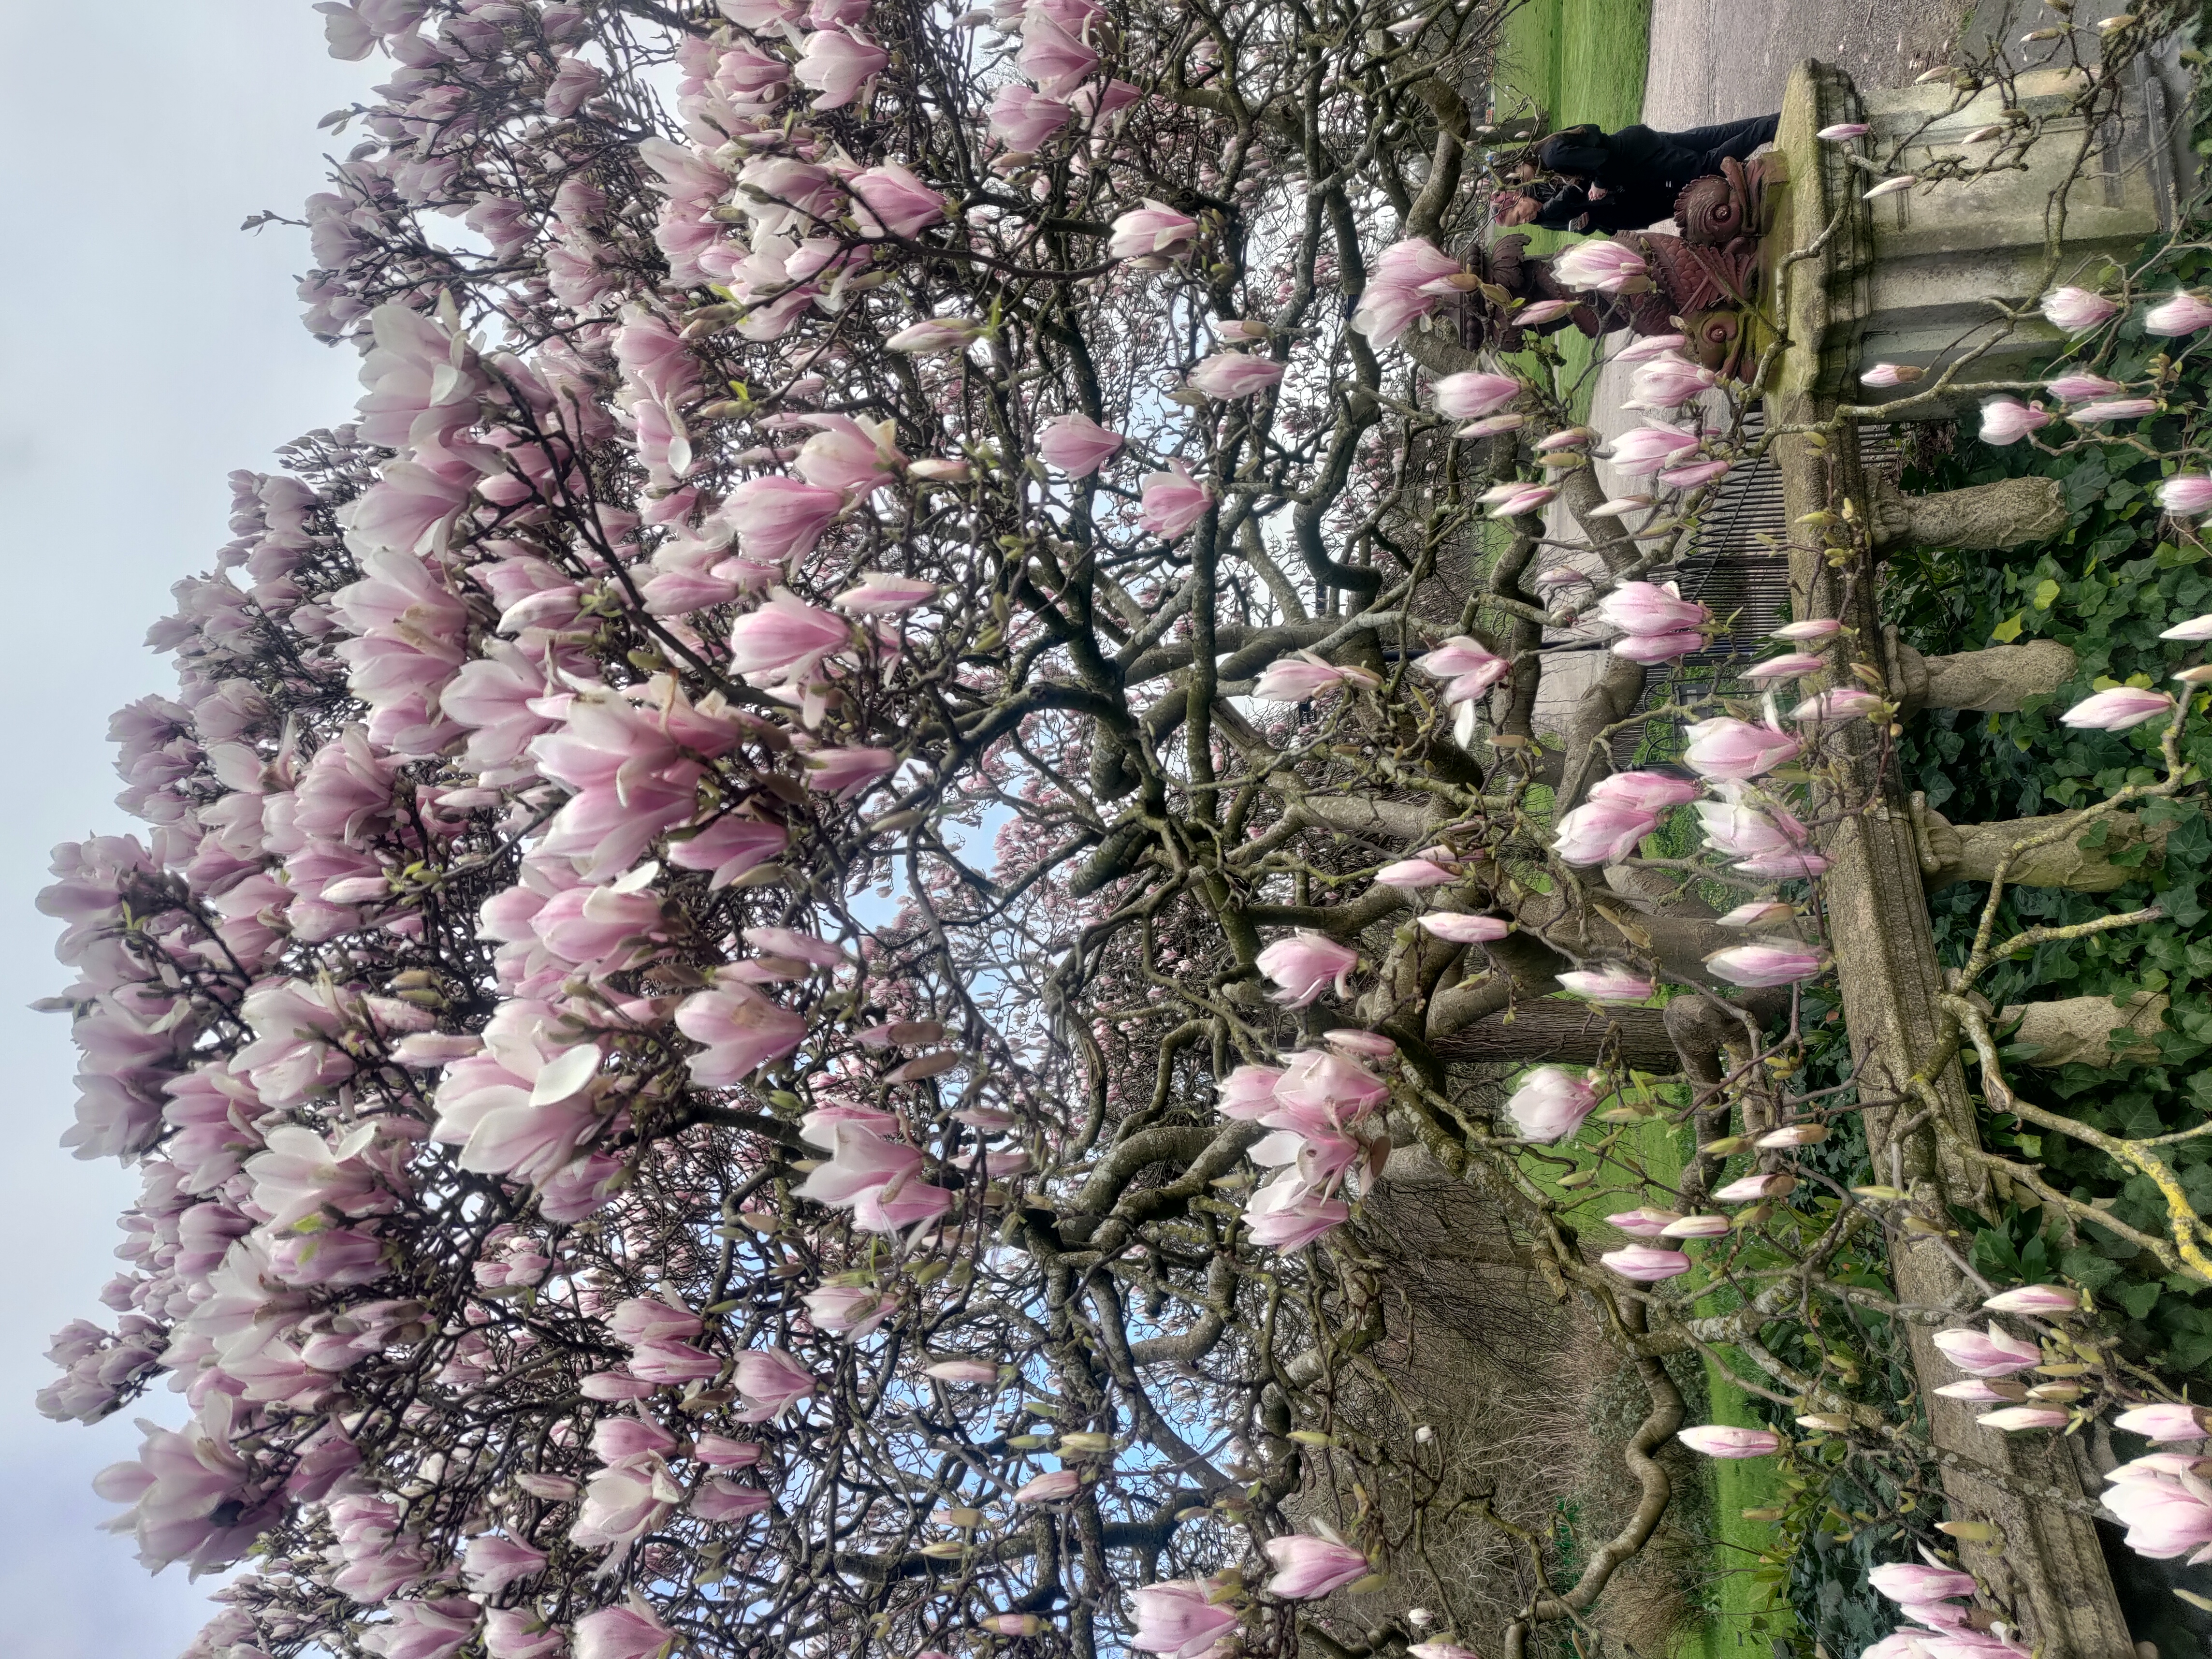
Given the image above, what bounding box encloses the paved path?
[1640,0,1962,129]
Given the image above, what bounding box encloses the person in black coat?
[1535,115,1778,206]
[1492,176,1680,235]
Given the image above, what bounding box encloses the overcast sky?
[0,4,371,1651]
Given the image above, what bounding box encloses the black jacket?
[1533,116,1779,225]
[1529,179,1677,235]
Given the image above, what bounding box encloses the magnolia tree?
[33,1,2212,1657]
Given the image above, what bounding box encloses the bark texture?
[1914,801,2170,892]
[1868,472,2069,551]
[1892,638,2078,714]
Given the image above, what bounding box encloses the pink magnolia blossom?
[2041,286,2121,331]
[1611,628,1703,664]
[2060,686,2174,731]
[1590,770,1699,812]
[1037,412,1124,475]
[1608,421,1702,474]
[1773,617,1844,642]
[1188,352,1285,399]
[1816,121,1871,140]
[1869,1564,1977,1604]
[1553,800,1658,865]
[1705,944,1827,987]
[1506,1066,1598,1142]
[1552,237,1647,294]
[2115,1403,2211,1441]
[802,1285,899,1339]
[728,589,850,681]
[720,475,845,565]
[1980,1284,2081,1316]
[1487,485,1557,518]
[1558,965,1656,1002]
[834,572,937,613]
[2163,612,2212,640]
[1744,652,1828,682]
[733,1347,816,1421]
[571,1459,677,1549]
[1217,1063,1286,1118]
[1255,931,1356,1007]
[2104,1456,2212,1559]
[1129,1580,1240,1659]
[363,1599,480,1659]
[1682,715,1802,781]
[2156,474,2212,514]
[1252,650,1373,702]
[1716,901,1796,928]
[692,1479,771,1522]
[924,1359,1001,1384]
[1932,1322,2041,1377]
[2145,291,2212,335]
[794,1122,924,1206]
[1013,1469,1081,1502]
[1262,1534,1371,1599]
[1138,462,1213,539]
[1676,1425,1781,1457]
[1430,371,1522,419]
[1596,582,1707,637]
[989,83,1073,149]
[668,815,787,887]
[1658,458,1732,490]
[796,415,904,495]
[1107,201,1196,262]
[1350,237,1465,344]
[802,745,897,797]
[1607,1208,1682,1238]
[1243,1170,1350,1250]
[1018,9,1100,94]
[1979,397,2051,445]
[575,1602,676,1659]
[2068,397,2159,424]
[674,983,808,1084]
[1860,363,1923,388]
[2046,371,2121,402]
[1630,355,1717,407]
[1270,1049,1387,1116]
[886,317,983,355]
[483,1609,565,1659]
[794,27,888,107]
[1713,1172,1797,1201]
[1416,913,1510,945]
[1601,1246,1691,1282]
[1375,856,1459,888]
[849,163,947,239]
[463,1533,549,1597]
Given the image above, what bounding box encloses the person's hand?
[1587,184,1608,200]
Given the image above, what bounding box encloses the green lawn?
[1513,1081,1801,1659]
[1491,0,1653,414]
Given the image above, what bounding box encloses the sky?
[0,4,371,1652]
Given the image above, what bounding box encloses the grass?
[1510,1079,1803,1659]
[1490,0,1654,416]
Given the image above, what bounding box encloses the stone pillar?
[1776,59,2173,412]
